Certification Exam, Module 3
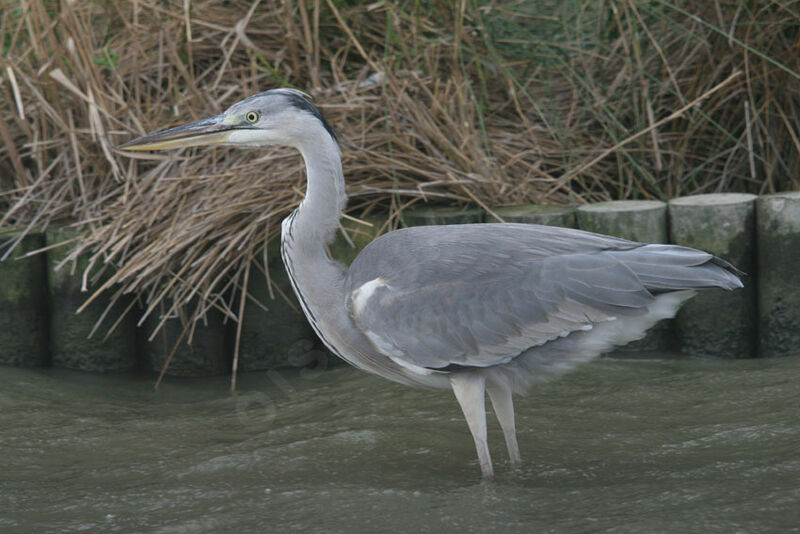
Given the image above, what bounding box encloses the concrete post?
[143,305,231,376]
[756,192,800,357]
[46,229,137,372]
[237,238,319,371]
[668,193,757,358]
[492,205,576,228]
[239,216,391,371]
[402,206,484,226]
[576,200,668,243]
[0,231,49,366]
[328,215,390,265]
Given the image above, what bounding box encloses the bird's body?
[121,88,743,478]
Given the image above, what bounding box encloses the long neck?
[286,132,347,254]
[280,128,349,353]
[278,124,432,386]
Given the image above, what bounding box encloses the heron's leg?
[486,383,521,466]
[450,373,493,479]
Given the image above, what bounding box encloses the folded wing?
[344,224,741,373]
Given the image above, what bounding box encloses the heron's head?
[119,88,337,152]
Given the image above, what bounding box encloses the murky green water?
[2,356,799,533]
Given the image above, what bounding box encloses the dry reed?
[0,0,798,374]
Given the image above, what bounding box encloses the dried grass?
[0,0,798,373]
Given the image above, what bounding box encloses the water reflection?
[2,356,799,532]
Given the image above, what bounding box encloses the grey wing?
[344,224,741,373]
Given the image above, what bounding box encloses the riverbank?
[3,192,799,377]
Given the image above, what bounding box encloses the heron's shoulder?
[357,222,637,257]
[344,222,639,290]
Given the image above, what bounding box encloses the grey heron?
[120,88,742,478]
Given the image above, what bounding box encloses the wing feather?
[344,224,740,371]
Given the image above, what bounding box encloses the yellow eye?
[245,111,259,124]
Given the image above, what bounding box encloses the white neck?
[280,127,349,356]
[277,121,437,386]
[287,131,347,252]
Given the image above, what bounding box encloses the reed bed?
[1,0,798,372]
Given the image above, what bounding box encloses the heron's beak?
[118,115,236,151]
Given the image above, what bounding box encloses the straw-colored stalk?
[1,1,797,377]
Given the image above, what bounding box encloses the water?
[2,356,799,533]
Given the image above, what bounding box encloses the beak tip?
[117,116,232,153]
[117,135,148,151]
[117,141,143,151]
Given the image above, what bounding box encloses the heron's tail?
[612,244,744,293]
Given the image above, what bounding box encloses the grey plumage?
[120,89,743,479]
[346,224,740,377]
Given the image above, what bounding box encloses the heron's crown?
[230,88,338,142]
